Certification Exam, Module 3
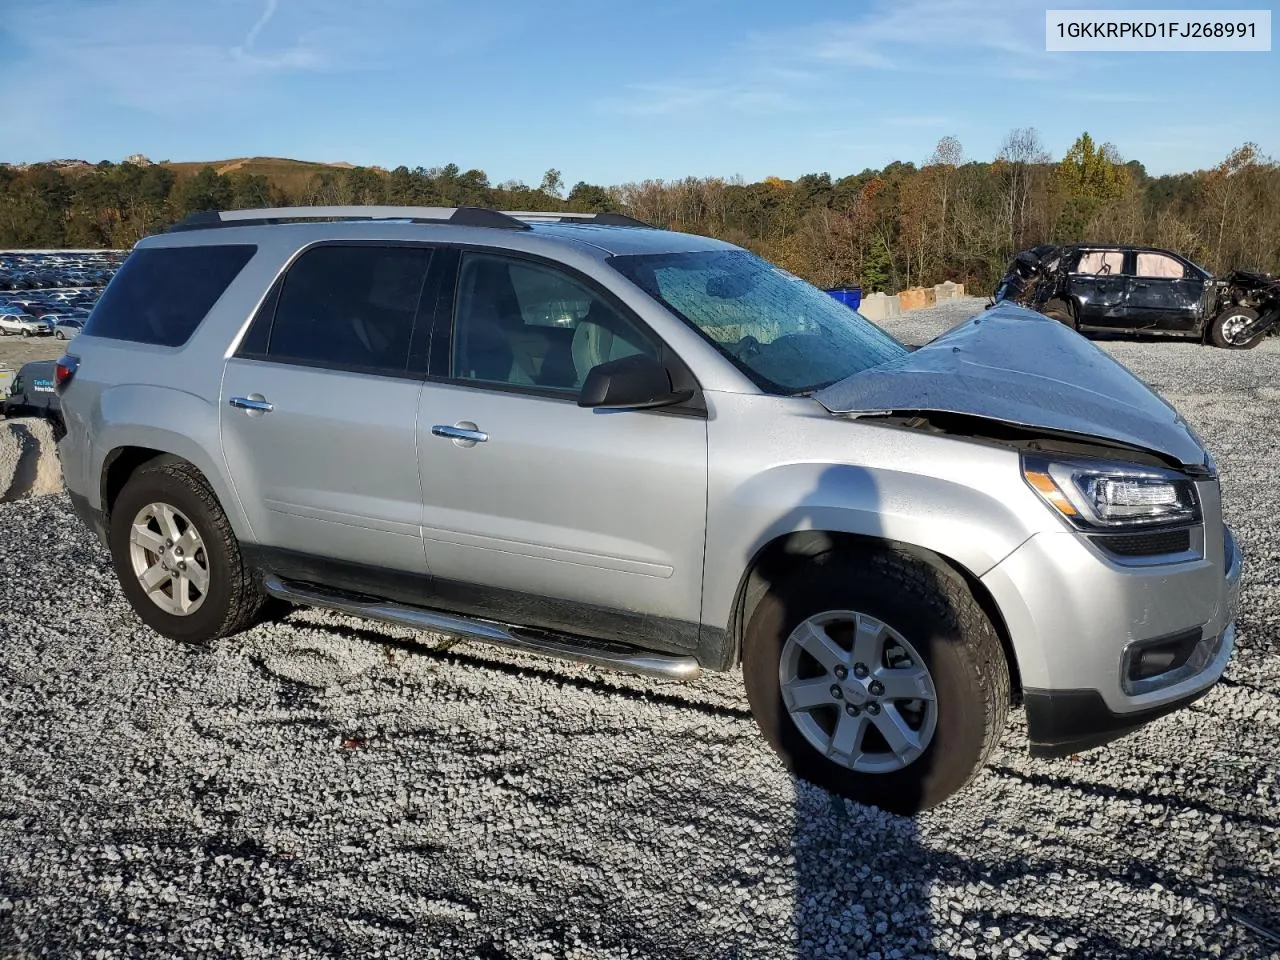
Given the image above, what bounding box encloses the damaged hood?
[816,304,1209,468]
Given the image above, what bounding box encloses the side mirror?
[578,354,693,410]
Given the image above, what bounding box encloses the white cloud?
[236,0,280,55]
[596,0,1081,122]
[600,79,811,118]
[0,0,412,119]
[885,115,956,128]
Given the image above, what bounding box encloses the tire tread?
[116,457,264,643]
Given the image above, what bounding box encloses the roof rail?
[166,206,532,233]
[502,211,654,228]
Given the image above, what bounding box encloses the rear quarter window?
[82,244,256,347]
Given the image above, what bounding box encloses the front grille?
[1094,528,1192,557]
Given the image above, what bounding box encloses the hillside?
[3,135,1278,293]
[159,157,364,192]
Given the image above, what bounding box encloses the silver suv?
[56,206,1242,813]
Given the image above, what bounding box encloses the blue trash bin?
[825,287,862,311]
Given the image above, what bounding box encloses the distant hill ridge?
[3,156,362,177]
[161,157,363,176]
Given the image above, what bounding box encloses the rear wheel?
[742,550,1009,814]
[1209,306,1263,349]
[1042,299,1077,330]
[109,458,265,644]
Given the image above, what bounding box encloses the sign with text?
[1046,9,1271,50]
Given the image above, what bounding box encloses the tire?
[1208,306,1263,350]
[55,331,65,340]
[109,457,265,644]
[1042,299,1076,330]
[742,549,1009,814]
[21,329,31,338]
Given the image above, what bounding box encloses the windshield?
[609,249,906,394]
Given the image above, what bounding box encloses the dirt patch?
[0,334,69,371]
[0,417,63,502]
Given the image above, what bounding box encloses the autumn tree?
[1052,132,1130,240]
[1202,143,1259,270]
[995,127,1049,250]
[926,135,963,257]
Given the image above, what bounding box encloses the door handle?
[432,423,488,445]
[229,396,273,413]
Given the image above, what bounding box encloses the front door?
[416,251,709,652]
[220,242,435,575]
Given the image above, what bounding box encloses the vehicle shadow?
[748,466,947,958]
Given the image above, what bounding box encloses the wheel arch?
[98,441,251,542]
[724,530,1023,705]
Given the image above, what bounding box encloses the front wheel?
[1209,306,1263,349]
[109,457,266,644]
[742,550,1009,814]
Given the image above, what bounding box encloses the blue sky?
[2,0,1276,184]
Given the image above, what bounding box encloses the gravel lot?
[2,297,1277,959]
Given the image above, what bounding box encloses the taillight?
[54,355,78,389]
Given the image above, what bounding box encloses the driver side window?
[450,253,656,393]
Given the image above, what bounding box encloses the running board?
[261,575,701,682]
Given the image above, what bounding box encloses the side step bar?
[261,575,701,682]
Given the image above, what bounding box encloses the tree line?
[2,130,1278,295]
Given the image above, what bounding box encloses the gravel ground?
[2,297,1278,959]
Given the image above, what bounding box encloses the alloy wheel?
[128,502,211,616]
[1220,313,1256,346]
[779,609,938,774]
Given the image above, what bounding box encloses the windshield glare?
[609,249,906,393]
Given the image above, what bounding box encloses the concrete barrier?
[859,283,967,320]
[0,418,63,503]
[898,287,928,311]
[858,291,901,323]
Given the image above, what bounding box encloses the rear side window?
[1135,252,1185,278]
[263,245,433,376]
[83,245,256,347]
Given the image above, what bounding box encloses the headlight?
[1021,455,1200,529]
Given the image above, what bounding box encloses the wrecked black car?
[993,243,1280,349]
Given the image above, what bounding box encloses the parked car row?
[0,251,120,338]
[0,250,126,291]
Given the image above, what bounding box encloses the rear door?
[220,243,434,575]
[1069,248,1128,327]
[414,249,709,652]
[1123,250,1203,331]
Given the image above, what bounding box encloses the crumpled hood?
[816,304,1208,468]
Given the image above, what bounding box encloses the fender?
[698,395,1065,670]
[702,458,1047,626]
[90,383,255,541]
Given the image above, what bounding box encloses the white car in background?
[0,312,55,337]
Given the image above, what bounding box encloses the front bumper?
[982,502,1242,757]
[1022,621,1235,757]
